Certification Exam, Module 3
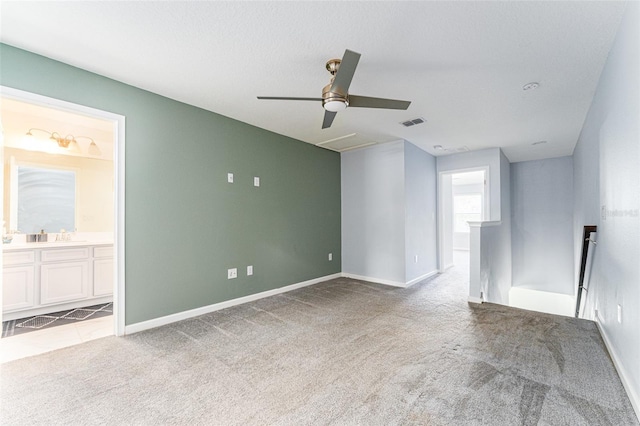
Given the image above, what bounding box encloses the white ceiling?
[0,1,627,162]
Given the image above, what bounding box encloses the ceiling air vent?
[401,117,426,127]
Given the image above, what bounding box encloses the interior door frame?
[437,166,490,272]
[0,86,126,336]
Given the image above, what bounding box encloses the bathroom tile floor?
[2,303,112,338]
[0,315,113,363]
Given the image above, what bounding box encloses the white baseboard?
[467,296,483,304]
[405,270,439,288]
[125,273,341,335]
[342,273,405,288]
[342,270,439,289]
[595,313,640,421]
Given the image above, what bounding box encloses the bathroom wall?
[0,43,342,325]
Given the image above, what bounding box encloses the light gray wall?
[452,183,484,250]
[437,148,501,221]
[437,148,511,304]
[471,155,512,305]
[441,174,454,268]
[341,141,406,283]
[404,141,438,282]
[0,44,342,325]
[511,157,574,295]
[572,1,639,408]
[485,150,512,305]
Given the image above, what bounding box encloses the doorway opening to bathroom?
[0,87,125,362]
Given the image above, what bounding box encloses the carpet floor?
[0,263,636,425]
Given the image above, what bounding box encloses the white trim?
[405,270,439,287]
[0,86,126,337]
[595,314,640,420]
[125,273,341,335]
[467,296,483,304]
[342,270,439,289]
[341,273,405,288]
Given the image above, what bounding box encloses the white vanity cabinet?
[2,243,113,320]
[40,248,90,305]
[93,246,114,297]
[3,251,36,312]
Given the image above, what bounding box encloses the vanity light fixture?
[25,128,101,156]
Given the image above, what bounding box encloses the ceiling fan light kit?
[258,49,411,129]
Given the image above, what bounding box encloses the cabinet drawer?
[94,246,114,258]
[3,251,35,266]
[42,248,89,262]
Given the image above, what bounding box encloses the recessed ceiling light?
[523,82,540,91]
[532,140,547,145]
[433,145,444,151]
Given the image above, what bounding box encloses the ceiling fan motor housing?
[322,82,348,111]
[322,58,349,111]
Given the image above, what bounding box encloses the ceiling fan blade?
[348,95,411,110]
[330,49,361,95]
[322,110,337,129]
[257,96,323,101]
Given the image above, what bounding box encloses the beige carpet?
[1,262,637,425]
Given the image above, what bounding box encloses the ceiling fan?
[257,49,411,129]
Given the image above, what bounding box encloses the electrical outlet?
[254,177,260,187]
[227,268,237,279]
[328,253,332,261]
[227,173,234,183]
[617,304,622,323]
[247,265,253,276]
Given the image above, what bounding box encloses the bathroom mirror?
[14,166,76,234]
[4,148,114,234]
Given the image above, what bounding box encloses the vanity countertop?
[2,240,113,251]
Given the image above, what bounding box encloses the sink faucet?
[56,229,71,242]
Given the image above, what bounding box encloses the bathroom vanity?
[2,240,113,321]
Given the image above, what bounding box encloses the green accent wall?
[0,43,341,325]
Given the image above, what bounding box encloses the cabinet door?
[93,258,114,297]
[41,262,89,305]
[3,266,35,311]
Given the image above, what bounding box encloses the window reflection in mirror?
[15,166,76,233]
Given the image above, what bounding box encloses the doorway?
[0,87,125,362]
[438,168,488,271]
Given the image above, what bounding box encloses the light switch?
[254,177,260,187]
[227,173,234,183]
[247,265,253,276]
